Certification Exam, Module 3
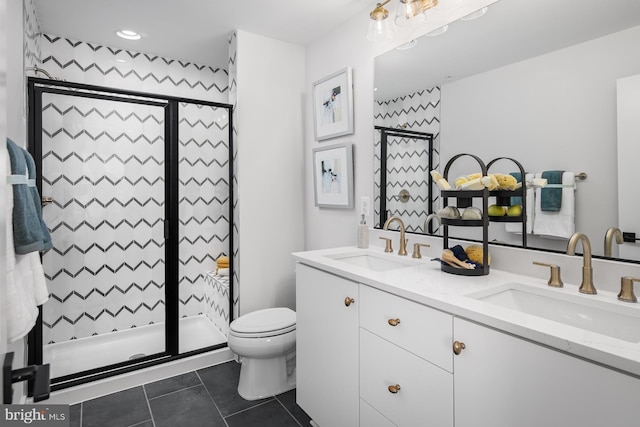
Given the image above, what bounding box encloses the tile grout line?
[194,369,230,427]
[222,397,275,419]
[146,382,204,401]
[141,384,157,427]
[273,395,305,427]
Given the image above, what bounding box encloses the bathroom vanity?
[293,247,640,427]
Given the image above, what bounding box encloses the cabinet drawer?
[360,399,397,427]
[359,285,453,372]
[360,329,453,427]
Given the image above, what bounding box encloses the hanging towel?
[6,138,52,254]
[509,172,522,206]
[540,170,564,211]
[4,151,40,342]
[533,172,575,239]
[506,173,534,235]
[23,144,53,252]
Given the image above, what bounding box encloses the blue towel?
[509,172,522,205]
[23,145,53,252]
[541,170,564,212]
[7,138,52,254]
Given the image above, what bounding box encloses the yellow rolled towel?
[216,256,230,273]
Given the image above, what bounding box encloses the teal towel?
[7,138,53,254]
[509,172,522,205]
[541,170,564,212]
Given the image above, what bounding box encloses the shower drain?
[129,353,146,360]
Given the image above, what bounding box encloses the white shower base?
[44,315,227,379]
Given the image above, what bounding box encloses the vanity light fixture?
[367,0,395,42]
[116,29,141,40]
[395,0,426,27]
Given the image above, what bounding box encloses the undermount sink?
[326,252,416,272]
[469,283,640,343]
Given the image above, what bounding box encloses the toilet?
[227,307,296,400]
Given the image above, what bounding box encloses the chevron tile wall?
[178,102,230,320]
[24,0,41,71]
[374,87,441,233]
[36,34,231,344]
[40,94,167,344]
[228,32,240,321]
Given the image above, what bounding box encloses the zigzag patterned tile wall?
[36,32,232,344]
[374,88,441,233]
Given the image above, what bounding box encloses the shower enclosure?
[27,77,234,390]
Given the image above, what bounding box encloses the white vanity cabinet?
[296,264,359,427]
[359,285,454,427]
[453,317,640,427]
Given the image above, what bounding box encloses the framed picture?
[312,67,354,141]
[313,143,354,209]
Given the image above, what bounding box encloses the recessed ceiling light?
[116,30,141,40]
[396,39,418,50]
[426,25,448,37]
[460,6,488,21]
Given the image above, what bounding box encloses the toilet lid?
[230,307,296,335]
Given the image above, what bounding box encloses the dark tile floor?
[69,361,312,427]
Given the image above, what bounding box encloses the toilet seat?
[230,307,296,338]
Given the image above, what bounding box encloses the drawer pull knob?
[453,340,466,355]
[387,318,401,326]
[344,297,355,307]
[388,384,401,394]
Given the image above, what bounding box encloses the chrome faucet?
[424,213,441,234]
[566,232,597,294]
[383,216,408,256]
[604,226,624,258]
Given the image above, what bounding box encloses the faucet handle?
[412,243,430,259]
[618,276,640,303]
[379,237,393,253]
[399,238,408,256]
[533,261,564,287]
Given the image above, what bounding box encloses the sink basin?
[326,252,416,272]
[469,284,640,343]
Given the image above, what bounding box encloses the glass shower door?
[39,91,167,378]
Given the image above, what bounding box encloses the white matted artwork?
[313,143,354,209]
[312,67,354,141]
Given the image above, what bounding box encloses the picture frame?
[312,67,354,141]
[313,143,354,209]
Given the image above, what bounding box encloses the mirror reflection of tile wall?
[374,87,441,232]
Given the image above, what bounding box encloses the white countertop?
[292,246,640,377]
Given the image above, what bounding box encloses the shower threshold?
[43,315,226,379]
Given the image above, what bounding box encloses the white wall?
[235,31,306,315]
[0,0,8,377]
[4,0,26,403]
[440,26,640,253]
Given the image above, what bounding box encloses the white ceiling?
[374,0,640,101]
[33,0,372,69]
[33,0,640,99]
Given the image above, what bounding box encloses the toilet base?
[237,352,296,401]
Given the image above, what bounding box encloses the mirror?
[374,0,640,260]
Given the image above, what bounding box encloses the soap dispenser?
[357,214,369,249]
